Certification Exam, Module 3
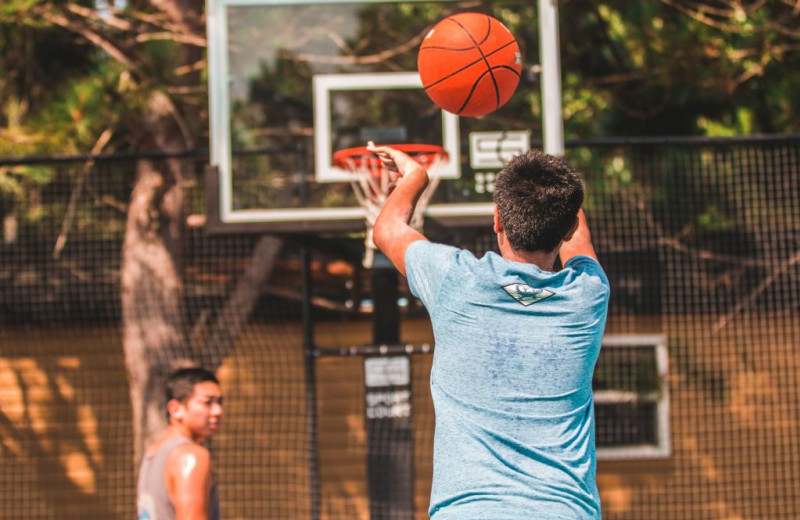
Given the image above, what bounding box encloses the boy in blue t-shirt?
[369,143,610,519]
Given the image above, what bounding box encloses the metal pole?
[367,253,414,520]
[301,247,321,520]
[538,0,565,155]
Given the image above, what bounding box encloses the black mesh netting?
[1,135,798,519]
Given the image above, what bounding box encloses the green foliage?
[560,0,800,137]
[0,0,208,236]
[1,0,799,239]
[32,62,126,151]
[0,1,138,160]
[697,203,735,231]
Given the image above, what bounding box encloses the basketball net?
[334,146,447,268]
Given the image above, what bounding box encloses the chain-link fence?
[1,134,798,519]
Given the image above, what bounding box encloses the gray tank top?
[137,436,221,520]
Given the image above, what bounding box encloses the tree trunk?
[121,91,286,466]
[119,0,286,466]
[121,91,195,465]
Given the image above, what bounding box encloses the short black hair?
[165,367,219,405]
[493,150,584,252]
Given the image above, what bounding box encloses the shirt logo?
[502,283,555,306]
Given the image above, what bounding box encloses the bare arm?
[558,208,598,265]
[166,444,212,520]
[368,143,430,277]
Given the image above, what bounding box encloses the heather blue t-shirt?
[405,241,610,519]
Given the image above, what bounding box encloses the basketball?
[418,12,522,117]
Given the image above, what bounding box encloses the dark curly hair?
[493,150,584,252]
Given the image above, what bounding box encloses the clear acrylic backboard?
[206,0,546,233]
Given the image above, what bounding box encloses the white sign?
[364,356,410,388]
[365,390,411,419]
[469,130,531,169]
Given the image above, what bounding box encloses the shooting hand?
[366,141,426,178]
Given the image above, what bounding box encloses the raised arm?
[369,143,430,277]
[558,208,598,265]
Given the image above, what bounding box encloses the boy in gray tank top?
[137,367,223,520]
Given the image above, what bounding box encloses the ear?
[493,205,503,234]
[563,214,580,242]
[167,399,185,422]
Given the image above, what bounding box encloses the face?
[170,381,224,442]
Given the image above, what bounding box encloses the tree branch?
[52,127,114,260]
[37,7,139,73]
[289,27,426,66]
[66,2,131,31]
[660,0,740,30]
[198,235,283,370]
[0,128,38,144]
[712,248,800,333]
[135,31,206,47]
[174,59,206,77]
[148,0,202,35]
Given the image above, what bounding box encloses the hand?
[366,141,427,179]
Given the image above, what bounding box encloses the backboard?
[207,0,549,233]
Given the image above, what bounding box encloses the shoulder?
[565,255,610,289]
[405,242,480,306]
[565,254,603,270]
[406,240,472,267]
[406,239,455,256]
[166,442,211,476]
[169,441,210,462]
[405,241,482,281]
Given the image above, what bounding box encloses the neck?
[166,423,201,444]
[504,249,557,271]
[497,237,559,271]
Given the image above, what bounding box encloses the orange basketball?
[418,12,522,117]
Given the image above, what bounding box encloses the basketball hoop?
[333,144,448,268]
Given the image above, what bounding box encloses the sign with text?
[364,355,414,519]
[469,130,531,169]
[365,356,410,388]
